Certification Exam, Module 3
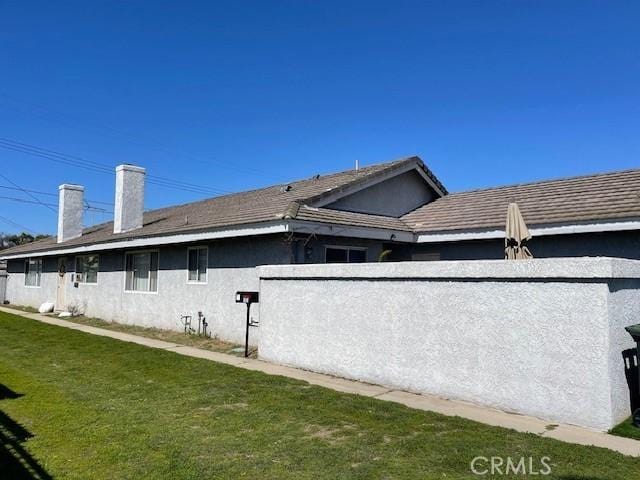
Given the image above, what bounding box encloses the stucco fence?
[257,258,640,431]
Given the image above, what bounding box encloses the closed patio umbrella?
[505,202,533,260]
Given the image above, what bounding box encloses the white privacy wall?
[257,258,640,431]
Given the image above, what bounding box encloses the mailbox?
[236,291,259,304]
[237,291,259,357]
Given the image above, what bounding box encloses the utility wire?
[0,137,232,196]
[0,140,219,195]
[0,195,113,213]
[0,172,57,213]
[0,184,114,206]
[0,93,275,179]
[0,214,36,234]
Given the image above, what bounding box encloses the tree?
[0,232,50,250]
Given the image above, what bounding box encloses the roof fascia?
[288,220,415,242]
[5,216,636,259]
[0,217,417,260]
[415,218,640,243]
[0,221,291,260]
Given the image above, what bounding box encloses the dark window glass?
[325,247,367,263]
[348,249,366,263]
[325,248,348,263]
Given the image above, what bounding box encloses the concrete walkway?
[2,306,640,457]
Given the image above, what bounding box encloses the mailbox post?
[236,291,259,357]
[625,324,640,427]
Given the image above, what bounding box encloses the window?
[125,251,158,292]
[412,252,441,261]
[187,246,208,283]
[325,246,367,263]
[75,254,99,284]
[24,258,42,287]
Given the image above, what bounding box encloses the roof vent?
[280,185,293,193]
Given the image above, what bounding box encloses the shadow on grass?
[0,384,52,479]
[0,383,24,400]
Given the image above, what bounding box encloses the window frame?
[324,245,368,264]
[123,249,160,294]
[75,254,99,285]
[186,246,208,284]
[24,257,43,288]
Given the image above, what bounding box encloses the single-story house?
[1,156,639,343]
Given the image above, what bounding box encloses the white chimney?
[57,184,85,243]
[114,164,145,234]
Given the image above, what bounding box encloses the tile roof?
[295,206,410,231]
[403,168,640,233]
[4,161,639,258]
[1,156,430,256]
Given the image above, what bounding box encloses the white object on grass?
[38,302,55,313]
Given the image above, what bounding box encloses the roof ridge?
[447,167,640,197]
[142,156,420,218]
[294,156,420,207]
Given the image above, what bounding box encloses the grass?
[56,313,250,357]
[611,416,640,441]
[2,303,39,313]
[1,310,639,479]
[2,303,251,357]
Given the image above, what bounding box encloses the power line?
[0,137,232,196]
[0,195,57,207]
[0,137,228,193]
[0,184,114,206]
[0,172,57,213]
[0,215,36,234]
[0,93,276,180]
[0,194,113,213]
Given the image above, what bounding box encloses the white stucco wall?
[4,240,272,346]
[6,267,260,345]
[257,258,640,431]
[6,266,260,345]
[5,257,58,309]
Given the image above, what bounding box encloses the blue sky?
[0,1,638,234]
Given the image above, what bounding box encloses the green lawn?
[1,311,639,479]
[56,312,249,356]
[1,304,250,357]
[611,416,640,441]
